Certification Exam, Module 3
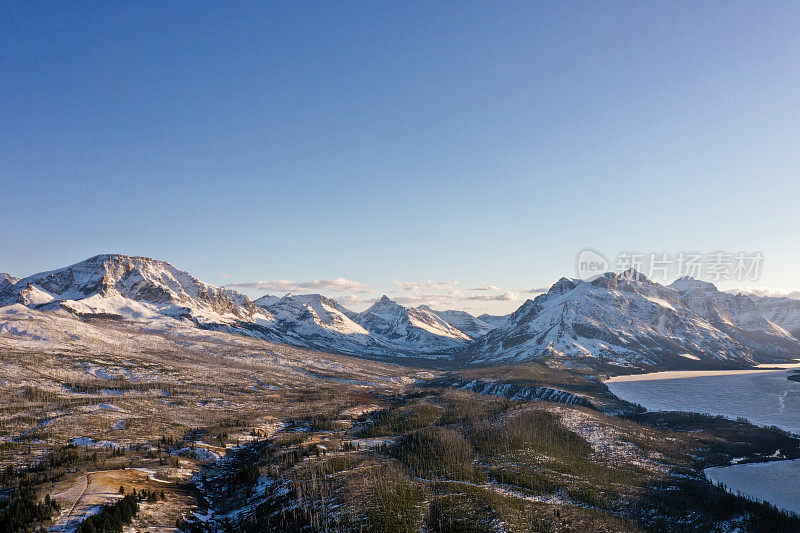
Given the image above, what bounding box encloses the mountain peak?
[670,276,718,293]
[363,296,406,318]
[81,253,165,267]
[290,293,336,306]
[352,295,473,350]
[589,269,651,289]
[0,272,18,284]
[549,277,578,295]
[615,268,650,282]
[0,273,19,295]
[253,294,280,307]
[468,266,800,366]
[6,254,800,367]
[1,254,257,319]
[86,253,127,261]
[428,307,501,339]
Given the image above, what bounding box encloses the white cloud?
[391,280,464,299]
[470,283,502,291]
[724,287,800,300]
[228,277,373,294]
[229,276,529,314]
[392,280,459,292]
[335,294,379,306]
[465,291,520,302]
[389,280,523,310]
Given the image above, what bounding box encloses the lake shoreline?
[604,367,800,435]
[605,366,800,516]
[605,362,800,383]
[704,459,800,516]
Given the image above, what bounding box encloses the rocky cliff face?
[4,255,799,370]
[465,272,800,368]
[751,295,800,340]
[0,254,259,321]
[424,307,497,339]
[349,295,472,354]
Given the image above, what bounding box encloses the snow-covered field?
[705,459,800,515]
[605,368,800,435]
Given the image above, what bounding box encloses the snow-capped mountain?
[265,294,368,336]
[749,295,800,340]
[465,271,800,368]
[251,293,386,355]
[250,295,484,357]
[350,296,472,354]
[0,254,266,325]
[671,278,800,341]
[3,255,799,370]
[476,313,510,330]
[0,255,478,359]
[0,273,19,294]
[253,294,281,307]
[425,307,498,339]
[669,276,800,352]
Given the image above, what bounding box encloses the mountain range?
[465,272,800,368]
[2,254,799,370]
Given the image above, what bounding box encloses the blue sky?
[2,2,799,313]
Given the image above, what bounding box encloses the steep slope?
[253,294,281,307]
[465,271,800,368]
[669,277,800,354]
[671,277,784,334]
[253,293,384,354]
[352,296,471,355]
[477,312,510,330]
[0,254,266,325]
[0,273,19,295]
[749,295,800,340]
[267,294,368,335]
[0,256,476,359]
[5,255,798,369]
[425,307,498,338]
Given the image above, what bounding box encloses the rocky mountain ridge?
[2,255,799,369]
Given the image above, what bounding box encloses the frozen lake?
[606,366,800,515]
[605,367,800,435]
[705,459,800,515]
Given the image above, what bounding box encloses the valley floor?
[1,315,799,532]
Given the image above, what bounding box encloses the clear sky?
[2,2,799,313]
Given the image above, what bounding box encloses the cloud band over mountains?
[228,277,537,312]
[227,277,373,294]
